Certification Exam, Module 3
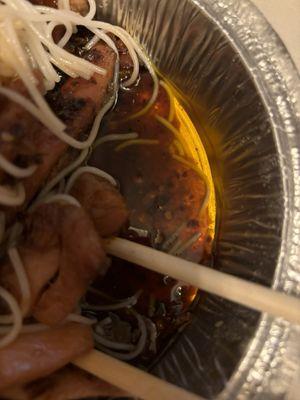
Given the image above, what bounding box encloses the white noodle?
[115,139,159,152]
[0,0,108,149]
[33,79,119,206]
[42,193,81,207]
[0,286,22,348]
[18,80,117,152]
[55,91,117,150]
[0,183,25,207]
[6,0,34,13]
[93,133,139,149]
[24,44,37,71]
[28,23,106,75]
[123,35,159,118]
[2,20,36,86]
[155,115,181,141]
[8,247,31,316]
[24,29,60,86]
[0,0,160,210]
[0,153,37,179]
[37,149,89,201]
[89,28,118,55]
[84,0,97,20]
[67,313,97,325]
[95,312,147,361]
[85,34,100,51]
[161,222,186,252]
[46,20,73,48]
[169,232,202,257]
[19,6,140,87]
[1,20,66,133]
[48,54,77,78]
[65,166,117,192]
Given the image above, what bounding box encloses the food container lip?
[194,1,300,398]
[97,0,300,398]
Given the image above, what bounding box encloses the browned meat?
[1,203,106,323]
[0,247,59,316]
[0,323,93,391]
[70,173,129,237]
[30,1,62,43]
[29,1,90,43]
[0,40,116,223]
[23,41,115,206]
[30,0,89,16]
[0,366,126,400]
[0,76,44,182]
[32,203,106,325]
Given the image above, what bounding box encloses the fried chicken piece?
[1,203,106,324]
[70,173,129,237]
[0,39,116,224]
[0,323,93,391]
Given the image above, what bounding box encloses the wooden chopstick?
[73,349,203,400]
[104,238,300,325]
[74,238,299,399]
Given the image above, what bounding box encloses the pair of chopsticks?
[74,350,203,400]
[73,237,300,400]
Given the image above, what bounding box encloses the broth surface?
[89,69,216,361]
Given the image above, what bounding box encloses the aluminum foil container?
[97,0,300,398]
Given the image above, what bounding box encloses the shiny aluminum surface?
[97,0,300,398]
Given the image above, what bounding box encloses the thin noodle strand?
[8,248,31,316]
[65,166,117,192]
[0,286,22,348]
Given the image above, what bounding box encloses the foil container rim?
[97,0,300,397]
[193,0,300,398]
